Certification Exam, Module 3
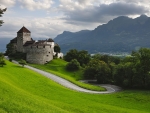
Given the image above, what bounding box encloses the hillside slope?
[54,15,150,54]
[0,61,150,113]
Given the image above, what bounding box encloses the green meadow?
[29,59,106,91]
[0,60,150,113]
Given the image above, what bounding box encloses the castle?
[10,26,63,64]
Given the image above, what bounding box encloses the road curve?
[9,58,121,94]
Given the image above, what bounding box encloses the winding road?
[10,58,122,94]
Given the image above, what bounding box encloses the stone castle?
[10,26,63,64]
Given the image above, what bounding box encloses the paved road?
[25,64,122,94]
[8,58,122,94]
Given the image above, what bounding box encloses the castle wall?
[17,32,31,52]
[24,45,53,64]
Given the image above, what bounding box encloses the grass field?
[29,59,106,91]
[0,60,150,113]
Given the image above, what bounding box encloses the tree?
[54,45,61,53]
[77,50,90,66]
[19,59,27,67]
[0,53,6,67]
[54,45,61,58]
[64,49,78,62]
[66,59,80,71]
[64,49,90,66]
[0,7,7,26]
[5,43,15,56]
[84,59,111,83]
[131,48,150,88]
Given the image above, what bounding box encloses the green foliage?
[0,53,6,67]
[19,59,27,67]
[5,43,15,56]
[9,52,26,60]
[54,45,61,53]
[66,59,80,71]
[84,59,111,83]
[64,49,90,66]
[0,8,7,26]
[64,49,78,62]
[0,60,150,113]
[113,48,150,89]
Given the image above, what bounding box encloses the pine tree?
[0,7,7,26]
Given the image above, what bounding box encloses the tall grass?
[0,60,150,113]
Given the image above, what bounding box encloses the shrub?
[19,59,27,67]
[66,59,80,71]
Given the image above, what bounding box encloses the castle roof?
[47,38,54,42]
[10,37,17,43]
[24,41,35,46]
[17,26,31,33]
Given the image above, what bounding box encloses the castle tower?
[17,26,32,52]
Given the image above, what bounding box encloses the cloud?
[0,16,97,39]
[0,0,16,8]
[19,0,54,11]
[60,1,149,24]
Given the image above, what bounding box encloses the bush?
[9,58,12,62]
[66,59,80,71]
[19,59,27,67]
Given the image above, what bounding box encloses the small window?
[37,46,38,48]
[49,52,50,53]
[47,55,49,57]
[43,45,45,48]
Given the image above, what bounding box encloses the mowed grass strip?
[29,59,106,91]
[0,60,150,113]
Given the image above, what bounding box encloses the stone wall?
[25,45,53,64]
[17,32,31,52]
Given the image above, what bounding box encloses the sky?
[0,0,150,40]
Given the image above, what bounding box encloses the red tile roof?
[17,26,31,33]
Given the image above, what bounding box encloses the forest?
[64,48,150,89]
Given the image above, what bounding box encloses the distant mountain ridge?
[54,15,150,54]
[0,38,10,52]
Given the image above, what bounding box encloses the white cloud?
[0,16,97,39]
[58,0,149,24]
[0,0,16,8]
[19,0,54,11]
[1,0,150,40]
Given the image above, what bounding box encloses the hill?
[54,15,150,54]
[0,61,150,113]
[1,60,150,112]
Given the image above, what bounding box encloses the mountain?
[54,15,150,54]
[0,38,10,52]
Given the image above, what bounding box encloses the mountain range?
[54,15,150,54]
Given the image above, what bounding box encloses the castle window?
[47,55,49,57]
[49,52,50,53]
[37,46,38,48]
[50,45,51,48]
[43,45,45,48]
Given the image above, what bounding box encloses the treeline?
[64,48,150,89]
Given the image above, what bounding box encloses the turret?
[17,26,32,52]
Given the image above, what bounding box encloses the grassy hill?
[0,60,150,113]
[29,59,105,91]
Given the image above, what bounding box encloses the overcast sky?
[0,0,150,39]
